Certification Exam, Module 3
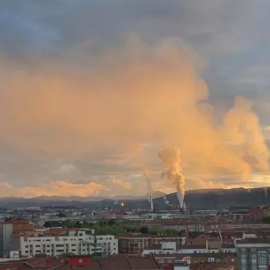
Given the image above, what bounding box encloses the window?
[259,257,267,265]
[258,251,267,257]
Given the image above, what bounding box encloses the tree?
[164,229,179,236]
[261,216,270,223]
[74,221,82,228]
[108,219,116,226]
[139,227,149,234]
[44,221,53,228]
[149,228,165,235]
[57,212,67,217]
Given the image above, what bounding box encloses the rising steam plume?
[159,147,185,209]
[0,37,269,193]
[143,169,153,211]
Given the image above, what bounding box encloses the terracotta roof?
[221,243,235,249]
[176,253,237,259]
[128,257,160,269]
[143,245,162,250]
[99,257,131,270]
[117,234,182,239]
[190,263,235,270]
[236,239,270,244]
[180,244,206,249]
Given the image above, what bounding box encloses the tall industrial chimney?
[150,193,153,211]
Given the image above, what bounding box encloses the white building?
[142,241,177,256]
[236,239,270,270]
[0,223,13,258]
[221,243,236,253]
[177,245,208,254]
[13,230,118,257]
[174,263,189,270]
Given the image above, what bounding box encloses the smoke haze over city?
[1,0,270,198]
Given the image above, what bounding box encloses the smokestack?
[150,193,153,211]
[158,146,185,209]
[143,169,154,211]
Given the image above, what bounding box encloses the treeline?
[43,219,181,236]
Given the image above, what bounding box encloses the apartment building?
[152,252,238,269]
[117,233,185,254]
[14,230,118,257]
[236,239,270,270]
[142,241,177,256]
[0,222,13,258]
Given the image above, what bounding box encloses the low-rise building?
[178,244,209,254]
[12,229,118,257]
[0,222,13,258]
[153,252,238,269]
[0,255,162,270]
[9,220,34,234]
[221,243,236,253]
[236,238,270,270]
[142,241,177,256]
[117,233,185,254]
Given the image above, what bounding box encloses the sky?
[1,0,270,198]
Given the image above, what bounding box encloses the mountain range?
[0,187,269,210]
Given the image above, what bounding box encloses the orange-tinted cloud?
[0,181,108,198]
[111,179,132,189]
[0,36,268,187]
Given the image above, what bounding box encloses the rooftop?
[236,239,270,245]
[0,256,162,270]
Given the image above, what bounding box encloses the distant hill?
[0,187,269,210]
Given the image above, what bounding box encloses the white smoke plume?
[159,146,185,209]
[143,169,154,210]
[143,169,153,201]
[163,195,170,205]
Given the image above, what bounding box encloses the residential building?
[221,244,236,253]
[12,229,118,257]
[153,252,238,269]
[229,212,251,222]
[117,233,185,254]
[236,238,270,270]
[0,255,162,270]
[142,241,177,256]
[186,234,220,246]
[178,244,209,254]
[0,222,13,258]
[9,220,34,234]
[250,206,264,221]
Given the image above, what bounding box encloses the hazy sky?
[1,0,270,198]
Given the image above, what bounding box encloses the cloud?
[0,0,270,195]
[0,183,14,197]
[111,179,132,190]
[53,163,76,174]
[0,37,268,188]
[0,181,108,198]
